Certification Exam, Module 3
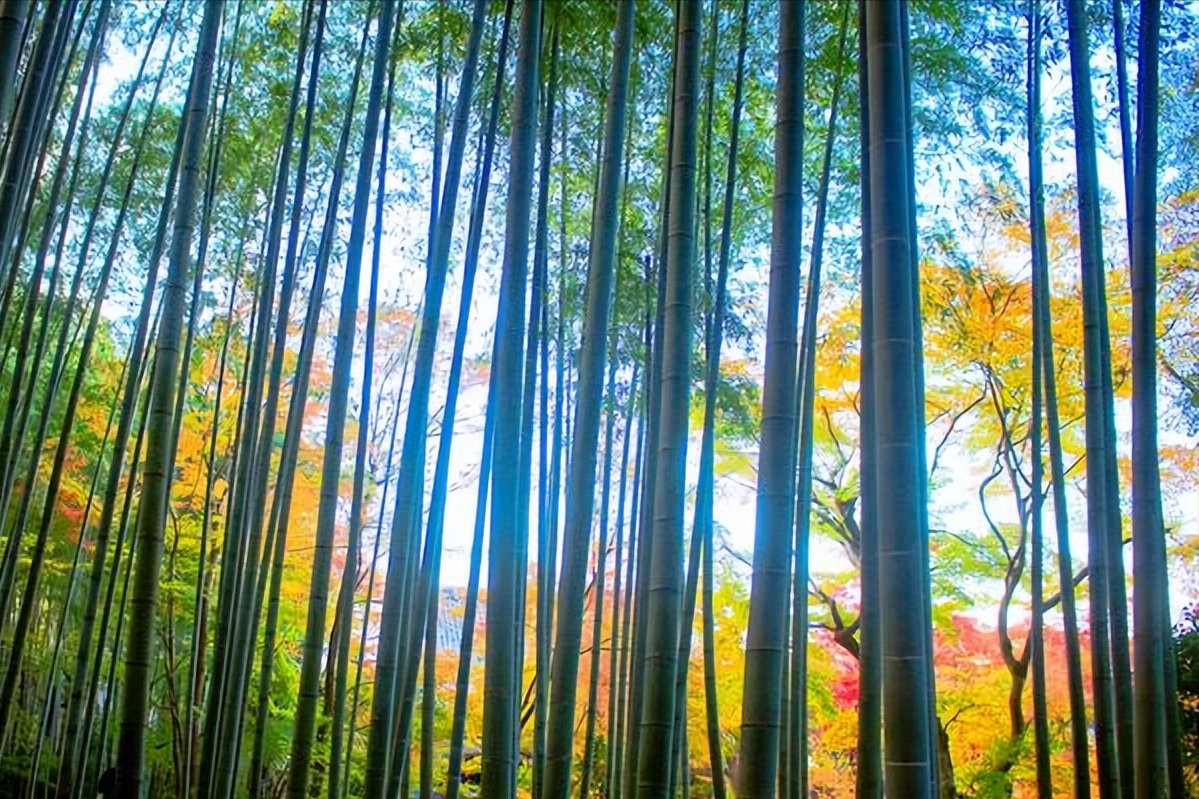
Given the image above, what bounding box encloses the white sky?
[86,5,1197,629]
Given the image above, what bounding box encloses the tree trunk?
[93,410,148,796]
[0,0,103,628]
[864,2,934,795]
[1065,5,1122,796]
[442,8,513,799]
[371,6,488,794]
[178,7,244,783]
[27,348,122,799]
[738,3,803,797]
[0,0,80,514]
[791,13,848,799]
[212,3,311,787]
[532,21,561,799]
[115,6,223,794]
[544,5,633,799]
[1129,5,1170,799]
[1026,5,1052,796]
[285,2,395,795]
[361,0,493,789]
[1113,0,1134,249]
[612,310,648,799]
[669,3,723,789]
[579,348,621,799]
[0,0,109,734]
[854,5,883,796]
[0,0,64,293]
[1026,6,1090,797]
[328,15,391,798]
[184,264,240,799]
[245,6,367,798]
[635,3,699,799]
[606,360,638,799]
[479,1,540,795]
[0,0,30,130]
[77,324,158,799]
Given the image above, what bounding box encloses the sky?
[87,3,1198,626]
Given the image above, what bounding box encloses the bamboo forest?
[3,0,1199,797]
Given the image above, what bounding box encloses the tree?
[532,20,561,799]
[0,0,105,629]
[738,3,802,797]
[479,2,540,796]
[379,5,489,793]
[0,0,29,130]
[0,0,110,736]
[327,13,390,797]
[789,11,848,799]
[359,1,489,790]
[634,4,700,799]
[285,2,395,796]
[1065,4,1124,795]
[1129,4,1170,798]
[543,5,633,799]
[211,2,316,787]
[0,4,1192,797]
[1028,3,1090,796]
[855,3,883,795]
[0,0,65,286]
[1028,9,1054,796]
[441,6,513,799]
[864,2,934,796]
[1174,606,1199,791]
[115,3,223,794]
[243,6,365,797]
[696,5,748,799]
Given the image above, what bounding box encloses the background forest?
[0,1,1196,799]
